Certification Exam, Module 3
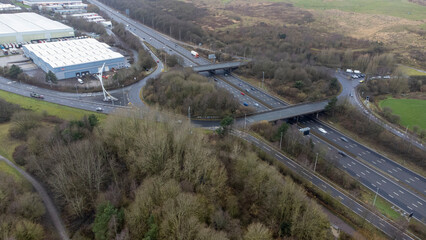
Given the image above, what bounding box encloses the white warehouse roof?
[0,12,73,33]
[24,38,124,68]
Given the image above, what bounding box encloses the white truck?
[191,50,199,58]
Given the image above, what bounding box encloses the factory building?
[0,3,21,11]
[21,0,82,6]
[70,13,112,27]
[0,12,74,44]
[23,38,126,80]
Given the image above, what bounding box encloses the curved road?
[0,155,69,240]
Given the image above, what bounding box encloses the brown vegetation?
[0,172,47,239]
[144,69,254,117]
[9,107,332,239]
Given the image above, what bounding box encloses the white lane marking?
[361,172,365,175]
[339,196,344,200]
[412,203,418,208]
[379,222,385,227]
[393,192,399,196]
[357,208,363,212]
[377,181,382,185]
[417,201,423,206]
[275,153,283,160]
[407,206,413,210]
[287,161,296,168]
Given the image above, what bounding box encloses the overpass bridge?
[243,100,328,124]
[192,61,247,73]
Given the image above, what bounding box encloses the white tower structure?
[98,63,118,102]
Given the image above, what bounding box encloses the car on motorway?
[250,87,255,91]
[30,92,44,99]
[96,107,103,112]
[337,151,346,157]
[156,60,159,63]
[240,92,245,96]
[340,137,349,142]
[254,103,259,107]
[213,78,218,82]
[246,89,250,93]
[318,128,327,134]
[243,102,249,106]
[359,80,364,83]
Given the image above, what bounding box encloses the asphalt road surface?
[301,117,426,196]
[233,130,414,240]
[302,122,426,224]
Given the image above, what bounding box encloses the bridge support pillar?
[316,112,319,119]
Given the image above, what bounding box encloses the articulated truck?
[191,50,199,58]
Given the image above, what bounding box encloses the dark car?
[30,92,44,99]
[340,137,348,143]
[338,151,346,157]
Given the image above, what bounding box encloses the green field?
[282,0,426,21]
[0,90,106,121]
[398,65,426,76]
[379,98,426,130]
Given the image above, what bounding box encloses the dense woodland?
[6,107,332,239]
[144,69,254,117]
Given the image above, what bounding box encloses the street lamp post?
[314,153,319,172]
[122,85,125,105]
[373,187,379,206]
[279,131,283,149]
[75,84,79,99]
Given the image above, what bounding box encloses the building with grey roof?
[23,38,126,80]
[0,12,74,44]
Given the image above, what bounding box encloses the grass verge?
[379,98,426,130]
[398,65,426,76]
[0,90,106,121]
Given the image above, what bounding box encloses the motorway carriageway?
[233,130,415,240]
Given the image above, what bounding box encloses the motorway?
[233,130,414,240]
[301,118,426,197]
[0,0,422,237]
[301,122,426,224]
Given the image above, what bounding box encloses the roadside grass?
[0,90,106,121]
[283,0,426,21]
[12,0,30,9]
[0,123,24,180]
[361,189,402,221]
[398,65,426,76]
[379,98,426,130]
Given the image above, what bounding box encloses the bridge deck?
[192,62,245,72]
[246,100,328,123]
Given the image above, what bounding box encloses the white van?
[346,69,353,73]
[354,70,361,74]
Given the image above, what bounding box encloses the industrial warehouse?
[0,12,74,44]
[23,38,126,80]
